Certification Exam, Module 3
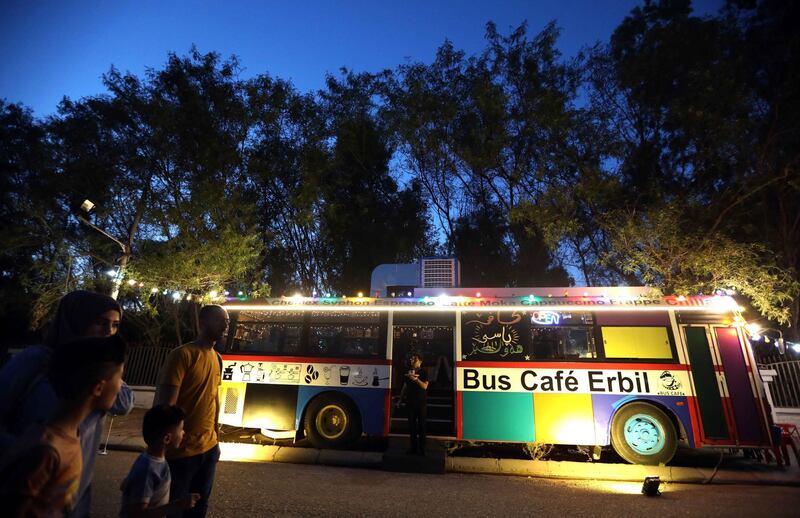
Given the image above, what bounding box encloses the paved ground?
[103,408,800,486]
[93,450,800,518]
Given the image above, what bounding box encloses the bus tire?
[303,394,361,449]
[611,402,677,465]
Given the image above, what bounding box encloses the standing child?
[0,335,127,517]
[120,405,200,517]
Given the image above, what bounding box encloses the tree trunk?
[173,302,183,347]
[192,302,200,336]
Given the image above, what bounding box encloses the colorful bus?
[217,287,774,465]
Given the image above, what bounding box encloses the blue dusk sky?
[1,0,723,118]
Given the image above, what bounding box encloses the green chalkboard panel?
[684,327,729,439]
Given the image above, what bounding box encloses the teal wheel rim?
[623,413,666,456]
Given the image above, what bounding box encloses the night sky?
[1,0,723,118]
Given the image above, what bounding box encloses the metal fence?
[759,357,800,408]
[124,345,173,386]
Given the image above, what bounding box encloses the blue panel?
[591,394,694,447]
[297,386,386,435]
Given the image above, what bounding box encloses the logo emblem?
[659,371,681,391]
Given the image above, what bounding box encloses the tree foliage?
[1,0,799,344]
[606,203,798,324]
[386,22,576,286]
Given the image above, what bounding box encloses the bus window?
[308,311,383,358]
[231,311,303,354]
[308,324,380,356]
[528,312,596,360]
[237,322,302,354]
[530,327,596,360]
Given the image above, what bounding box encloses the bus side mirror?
[778,337,786,355]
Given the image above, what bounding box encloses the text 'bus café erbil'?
[215,258,771,466]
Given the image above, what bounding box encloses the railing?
[759,358,800,408]
[124,345,173,387]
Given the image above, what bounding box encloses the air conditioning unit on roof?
[420,257,460,288]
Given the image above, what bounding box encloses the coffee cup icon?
[339,366,350,385]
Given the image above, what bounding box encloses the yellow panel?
[602,326,672,359]
[533,393,595,445]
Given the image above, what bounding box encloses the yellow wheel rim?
[315,404,348,440]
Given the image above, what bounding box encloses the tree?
[43,49,263,344]
[561,0,799,335]
[246,76,330,295]
[451,206,514,286]
[606,202,797,324]
[0,101,66,339]
[386,22,578,286]
[318,72,432,295]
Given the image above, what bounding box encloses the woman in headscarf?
[0,290,135,517]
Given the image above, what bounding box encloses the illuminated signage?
[531,311,560,325]
[223,294,741,312]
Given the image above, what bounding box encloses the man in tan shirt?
[155,305,228,518]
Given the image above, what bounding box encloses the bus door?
[713,326,769,445]
[683,325,731,443]
[682,324,768,445]
[390,311,456,437]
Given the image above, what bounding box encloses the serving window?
[529,311,596,360]
[530,326,596,359]
[461,311,596,361]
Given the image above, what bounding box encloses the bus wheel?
[611,402,677,465]
[304,395,361,449]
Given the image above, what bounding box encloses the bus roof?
[222,290,741,314]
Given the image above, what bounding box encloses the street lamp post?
[77,199,130,300]
[745,323,787,354]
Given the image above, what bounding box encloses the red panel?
[383,389,391,435]
[457,360,689,371]
[221,354,391,365]
[456,391,463,439]
[685,396,701,448]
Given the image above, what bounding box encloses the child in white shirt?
[120,405,199,517]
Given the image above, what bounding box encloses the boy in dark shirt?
[120,404,199,517]
[403,353,429,455]
[0,335,126,517]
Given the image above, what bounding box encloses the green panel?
[684,327,729,439]
[461,391,534,442]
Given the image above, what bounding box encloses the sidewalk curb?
[105,438,146,452]
[104,439,800,486]
[447,457,800,486]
